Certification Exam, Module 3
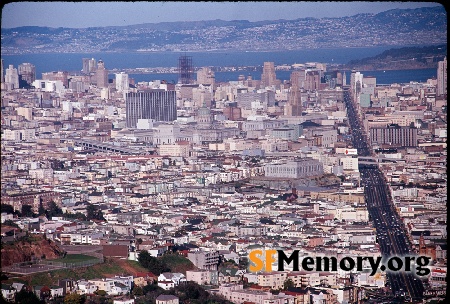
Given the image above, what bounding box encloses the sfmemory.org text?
[249,250,431,276]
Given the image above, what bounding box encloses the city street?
[344,90,425,302]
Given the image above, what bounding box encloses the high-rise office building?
[363,76,376,88]
[18,63,36,86]
[42,71,69,88]
[82,58,97,74]
[290,70,306,89]
[437,56,447,96]
[236,92,275,110]
[126,90,177,128]
[370,124,418,148]
[96,60,109,88]
[89,58,97,73]
[115,72,129,93]
[178,55,194,84]
[261,62,276,87]
[304,70,321,91]
[197,67,215,87]
[350,70,363,97]
[285,71,302,116]
[336,71,343,87]
[1,59,4,84]
[4,65,19,90]
[82,58,90,74]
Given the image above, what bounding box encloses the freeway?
[343,89,425,302]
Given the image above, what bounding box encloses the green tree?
[38,202,46,216]
[45,201,63,218]
[86,204,105,221]
[94,290,107,296]
[283,278,295,290]
[132,286,143,296]
[85,293,109,304]
[64,293,85,304]
[138,250,168,275]
[14,289,45,304]
[21,205,36,217]
[238,257,249,269]
[64,212,87,221]
[173,282,207,302]
[141,285,165,303]
[142,281,161,294]
[2,220,20,229]
[0,204,14,214]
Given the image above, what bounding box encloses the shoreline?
[0,43,433,56]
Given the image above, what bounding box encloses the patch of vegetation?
[30,270,73,286]
[23,257,145,286]
[137,251,195,275]
[86,203,105,221]
[50,254,98,264]
[159,253,195,274]
[79,258,124,277]
[138,281,232,304]
[138,251,169,276]
[125,260,149,272]
[2,220,20,229]
[13,289,45,304]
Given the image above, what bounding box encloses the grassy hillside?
[2,253,195,287]
[160,254,196,274]
[4,258,149,287]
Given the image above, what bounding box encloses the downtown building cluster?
[0,56,447,303]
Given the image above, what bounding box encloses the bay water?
[1,47,438,84]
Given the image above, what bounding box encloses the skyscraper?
[350,70,363,99]
[290,70,305,89]
[261,62,276,87]
[82,58,90,74]
[4,65,19,90]
[285,71,302,116]
[437,56,447,96]
[18,63,36,86]
[126,90,177,128]
[0,59,4,83]
[96,60,108,88]
[42,71,69,88]
[197,67,215,87]
[178,55,194,84]
[82,58,97,74]
[115,72,129,93]
[304,70,321,91]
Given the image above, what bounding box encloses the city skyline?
[1,1,443,29]
[0,2,446,302]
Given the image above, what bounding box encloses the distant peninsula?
[343,45,447,71]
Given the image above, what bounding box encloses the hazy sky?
[1,1,444,29]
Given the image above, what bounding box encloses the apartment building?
[187,250,220,270]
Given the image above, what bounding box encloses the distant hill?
[345,45,447,70]
[1,6,446,54]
